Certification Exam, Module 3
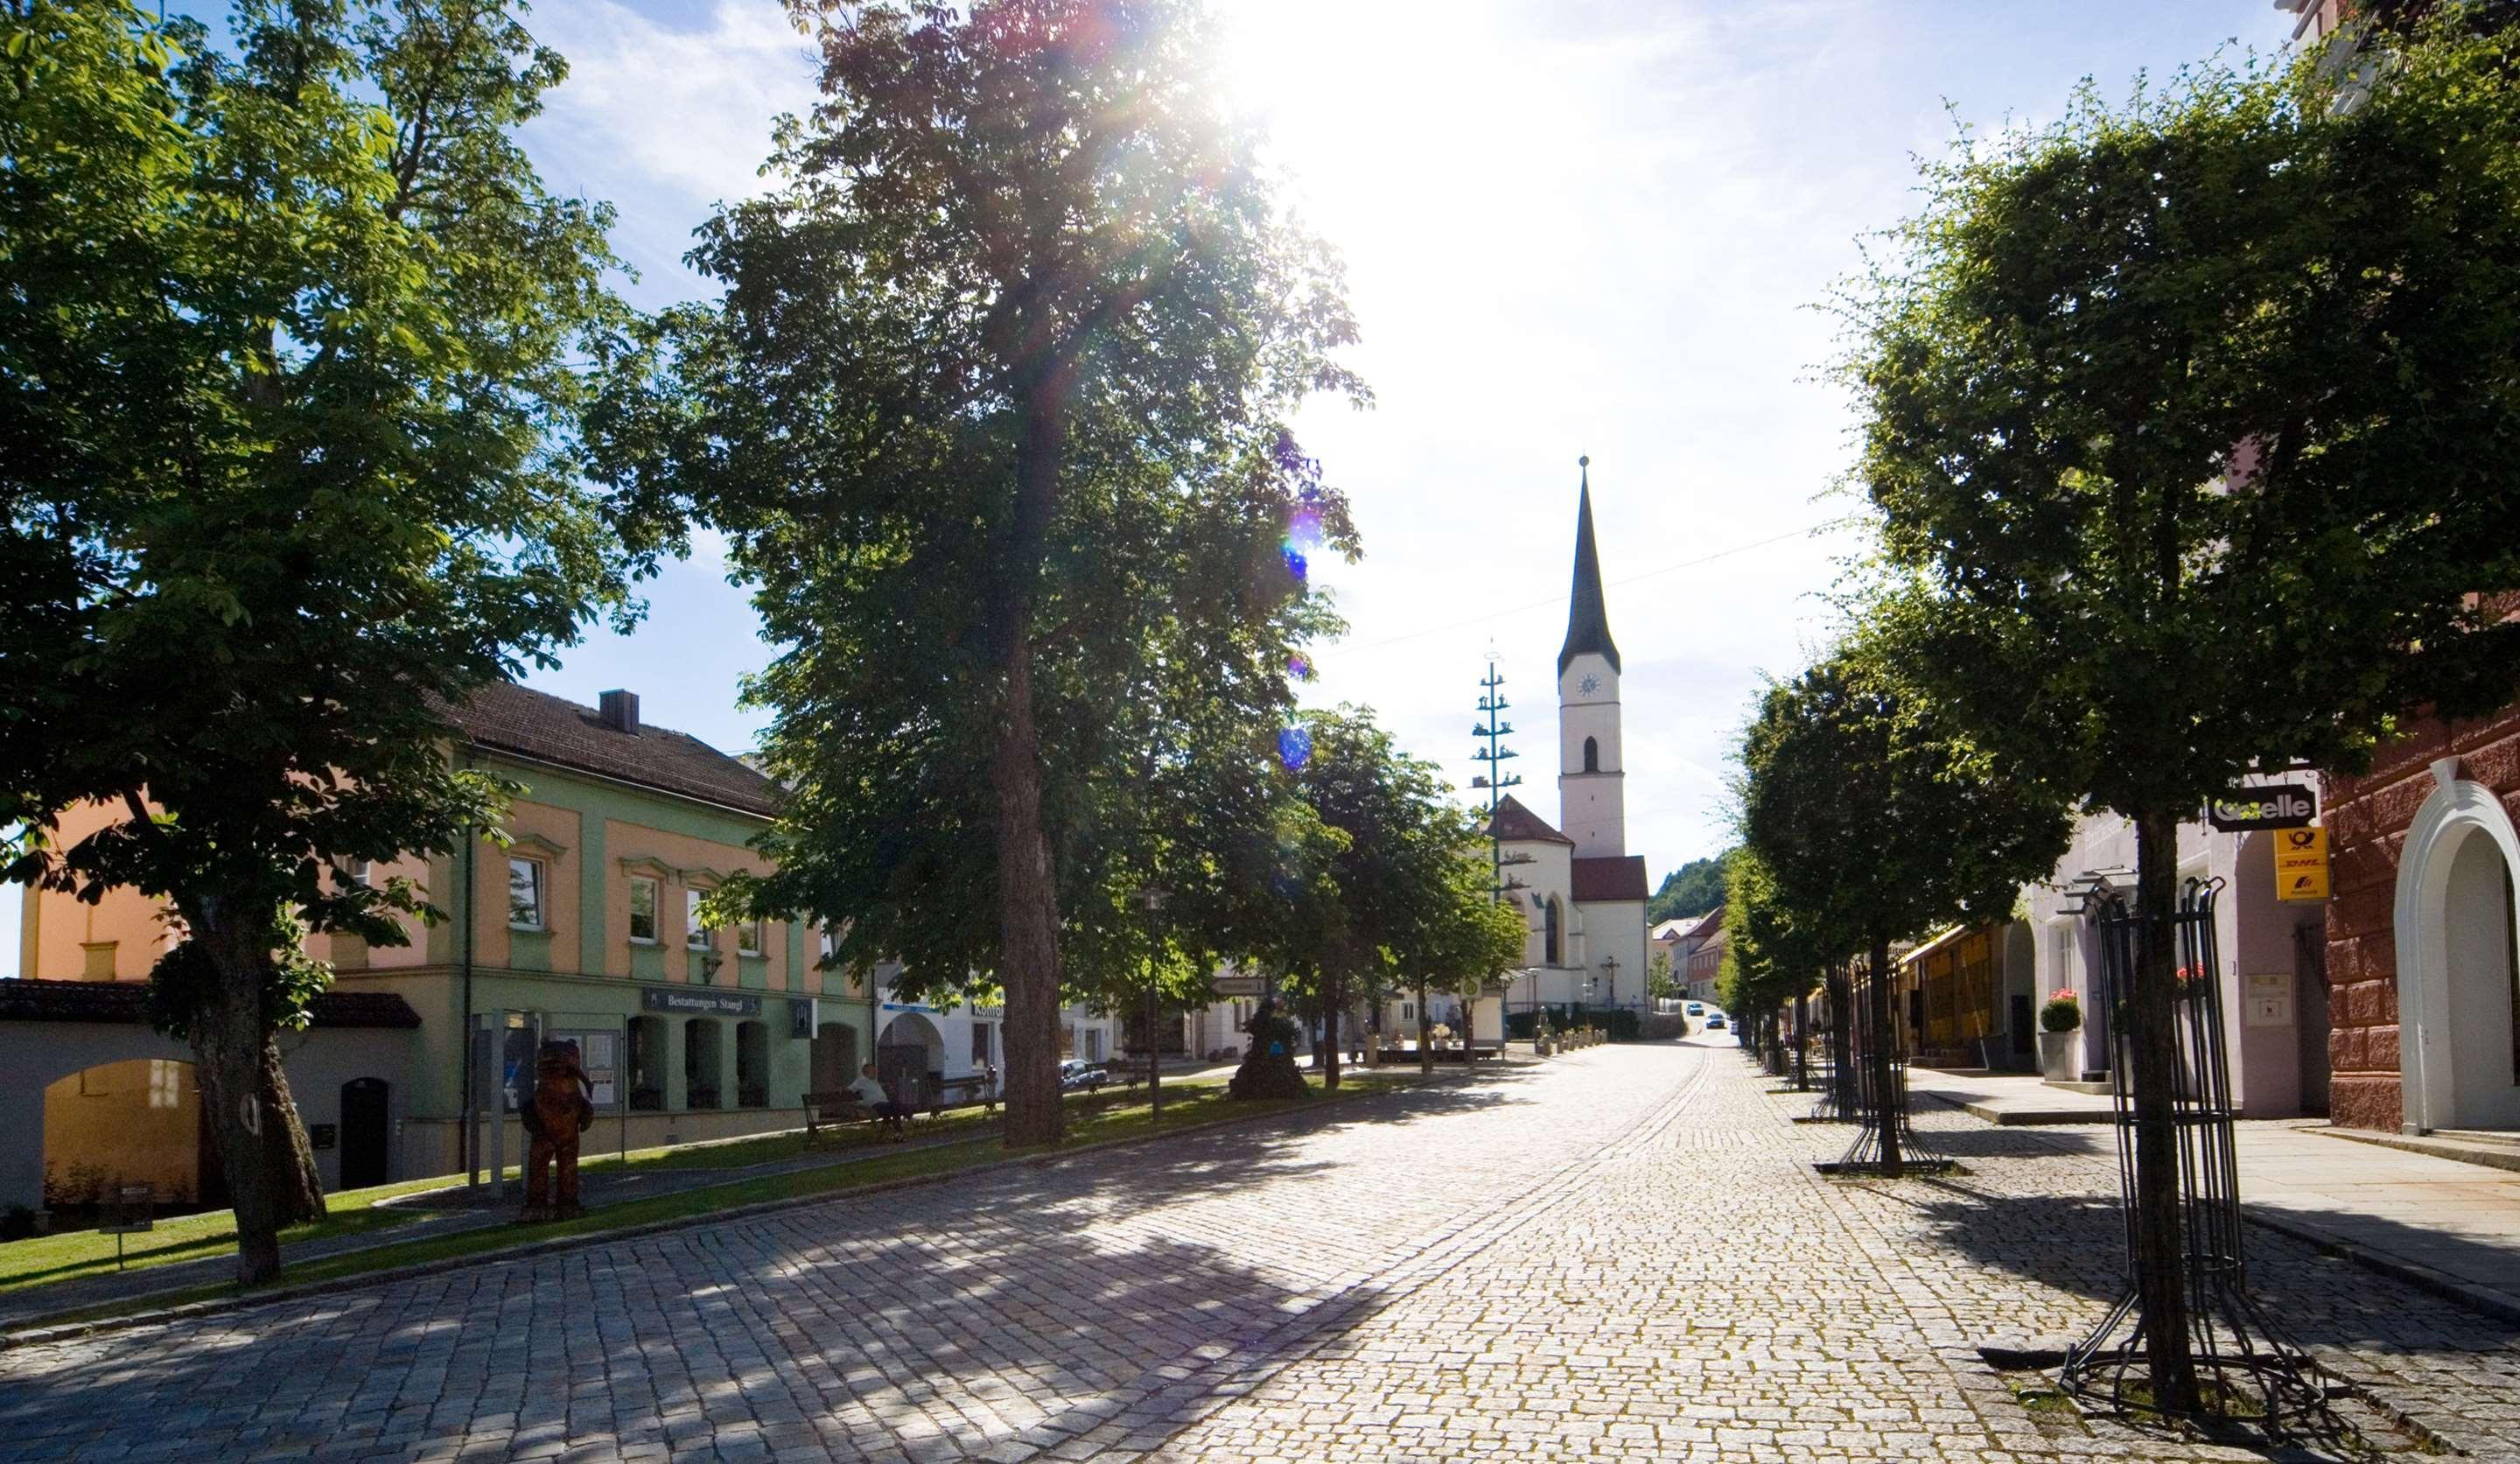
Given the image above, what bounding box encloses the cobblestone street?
[4,1042,2519,1462]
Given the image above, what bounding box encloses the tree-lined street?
[7,1040,2519,1461]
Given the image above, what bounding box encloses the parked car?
[1684,1002,1705,1016]
[1704,1014,1727,1030]
[1058,1058,1110,1092]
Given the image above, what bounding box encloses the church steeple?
[1557,456,1621,676]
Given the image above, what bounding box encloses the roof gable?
[443,682,781,819]
[1486,794,1573,846]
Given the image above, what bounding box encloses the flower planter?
[2037,1029,2081,1085]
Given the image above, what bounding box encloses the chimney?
[598,689,640,735]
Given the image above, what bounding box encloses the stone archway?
[878,1012,945,1107]
[2396,771,2520,1132]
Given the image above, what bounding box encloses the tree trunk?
[2129,809,2198,1411]
[990,647,1065,1148]
[188,915,326,1286]
[1867,933,1902,1177]
[1793,988,1810,1091]
[1418,980,1433,1076]
[990,372,1072,1150]
[1829,966,1857,1117]
[1320,972,1342,1091]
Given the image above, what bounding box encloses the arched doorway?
[878,1012,944,1108]
[42,1059,203,1211]
[339,1078,390,1190]
[2397,774,2520,1131]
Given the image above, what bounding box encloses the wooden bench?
[1103,1056,1157,1094]
[802,1089,878,1145]
[1468,1039,1508,1061]
[927,1075,998,1116]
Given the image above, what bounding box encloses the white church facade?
[1491,461,1652,1018]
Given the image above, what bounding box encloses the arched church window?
[1583,736,1600,774]
[1544,898,1563,965]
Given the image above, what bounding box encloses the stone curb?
[2239,1203,2520,1328]
[0,1081,1410,1352]
[1906,1082,2520,1331]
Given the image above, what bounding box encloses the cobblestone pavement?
[4,1045,2518,1462]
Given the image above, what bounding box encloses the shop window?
[971,1023,991,1068]
[628,877,660,944]
[508,857,546,931]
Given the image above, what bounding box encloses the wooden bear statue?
[520,1039,594,1221]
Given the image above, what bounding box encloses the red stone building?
[2321,711,2520,1133]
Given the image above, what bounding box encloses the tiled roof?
[1571,854,1648,903]
[444,682,781,819]
[0,978,421,1029]
[1486,795,1574,846]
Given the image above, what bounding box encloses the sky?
[4,0,2301,975]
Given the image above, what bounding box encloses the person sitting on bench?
[851,1062,911,1138]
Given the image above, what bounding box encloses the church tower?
[1558,458,1625,858]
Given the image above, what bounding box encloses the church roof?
[1486,794,1573,846]
[1558,458,1622,676]
[1571,854,1649,903]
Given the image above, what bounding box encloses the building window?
[347,859,373,888]
[1544,898,1563,965]
[738,918,764,957]
[1583,736,1600,774]
[687,888,712,949]
[627,877,660,944]
[508,857,546,931]
[971,1023,992,1068]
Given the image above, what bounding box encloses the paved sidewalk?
[1908,1067,2520,1324]
[6,1044,2518,1460]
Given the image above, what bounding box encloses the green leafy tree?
[601,0,1362,1146]
[1403,846,1527,1075]
[1,0,645,1282]
[1648,851,1731,924]
[1645,949,1678,1002]
[1737,638,2071,1174]
[1840,22,2520,1404]
[1255,707,1471,1090]
[1718,847,1835,1078]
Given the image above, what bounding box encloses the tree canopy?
[596,0,1364,1145]
[1,0,646,1281]
[1839,20,2520,1401]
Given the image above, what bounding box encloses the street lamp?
[1136,885,1169,1119]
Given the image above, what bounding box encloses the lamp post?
[1136,886,1168,1119]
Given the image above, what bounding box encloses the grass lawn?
[7,1066,1417,1330]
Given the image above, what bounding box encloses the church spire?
[1557,455,1621,675]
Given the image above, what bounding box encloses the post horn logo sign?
[2274,825,2329,904]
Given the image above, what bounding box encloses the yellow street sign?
[2275,825,2329,903]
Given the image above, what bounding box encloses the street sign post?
[98,1184,153,1271]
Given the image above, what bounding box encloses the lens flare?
[1282,545,1308,581]
[1288,652,1312,681]
[1278,725,1313,773]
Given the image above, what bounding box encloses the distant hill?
[1648,851,1733,925]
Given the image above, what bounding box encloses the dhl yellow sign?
[2275,825,2329,903]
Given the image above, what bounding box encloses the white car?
[1684,1002,1705,1016]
